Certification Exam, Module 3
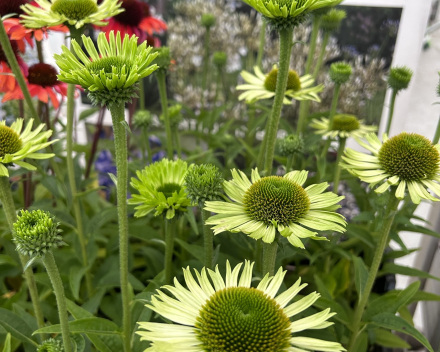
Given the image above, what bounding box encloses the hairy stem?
[347,193,400,352]
[433,114,440,145]
[385,89,398,135]
[165,217,176,284]
[321,83,341,159]
[262,239,278,277]
[332,137,346,193]
[43,252,73,352]
[264,27,294,175]
[201,209,214,270]
[109,103,131,352]
[157,71,174,159]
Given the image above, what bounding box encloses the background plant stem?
[262,239,278,276]
[264,27,294,175]
[201,26,211,109]
[109,103,131,352]
[142,128,153,164]
[321,84,341,159]
[305,16,321,74]
[0,176,46,342]
[157,71,174,159]
[201,209,213,269]
[332,137,346,193]
[43,252,73,352]
[347,193,400,352]
[165,217,176,284]
[433,114,440,144]
[385,89,398,135]
[256,21,267,69]
[313,32,330,79]
[286,154,295,172]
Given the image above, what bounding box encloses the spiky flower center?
[28,63,59,87]
[156,183,182,198]
[196,287,291,352]
[264,0,293,9]
[0,125,22,158]
[243,176,310,226]
[378,133,440,182]
[0,0,28,17]
[332,114,360,132]
[264,69,301,93]
[51,0,98,21]
[114,0,147,26]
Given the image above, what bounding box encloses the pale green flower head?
[205,169,346,248]
[0,118,57,177]
[341,132,440,204]
[37,338,63,352]
[129,159,192,219]
[55,31,159,107]
[237,66,323,104]
[13,210,65,264]
[242,0,343,30]
[311,114,377,139]
[20,0,123,29]
[137,260,346,352]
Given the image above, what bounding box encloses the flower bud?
[134,110,153,129]
[388,66,412,92]
[213,51,227,68]
[184,164,224,206]
[37,338,63,352]
[329,62,352,85]
[278,134,304,156]
[201,13,216,28]
[320,9,346,33]
[153,46,172,72]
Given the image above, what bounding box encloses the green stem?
[0,177,46,342]
[66,83,93,298]
[256,21,267,69]
[264,27,294,175]
[255,240,263,274]
[312,32,330,80]
[347,193,400,352]
[142,128,153,164]
[321,84,341,159]
[433,114,440,145]
[296,100,310,135]
[305,16,321,75]
[332,137,346,193]
[165,217,176,284]
[286,154,295,172]
[385,89,398,136]
[201,27,211,109]
[139,78,145,110]
[201,209,214,270]
[257,129,268,171]
[0,19,40,123]
[36,40,44,63]
[42,252,73,352]
[157,71,174,159]
[109,103,131,352]
[173,126,182,158]
[262,239,278,276]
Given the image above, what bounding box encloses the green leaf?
[353,256,368,302]
[408,290,440,303]
[345,224,374,247]
[374,328,411,348]
[79,107,99,121]
[0,255,17,267]
[351,331,368,352]
[184,210,199,236]
[380,263,440,281]
[71,334,85,352]
[2,333,11,352]
[70,265,88,301]
[330,259,350,296]
[364,281,420,320]
[370,312,433,352]
[33,318,122,336]
[313,274,333,300]
[0,308,38,347]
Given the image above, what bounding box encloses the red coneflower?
[99,0,166,44]
[2,63,71,109]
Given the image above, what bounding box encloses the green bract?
[129,159,192,219]
[242,0,342,30]
[311,114,377,139]
[329,62,352,85]
[21,0,123,29]
[0,118,57,177]
[37,338,63,352]
[137,261,345,352]
[341,132,440,204]
[205,169,346,248]
[388,66,413,92]
[278,134,304,156]
[13,210,65,259]
[55,31,159,107]
[184,163,224,206]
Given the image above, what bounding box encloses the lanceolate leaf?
[353,256,368,302]
[0,308,38,348]
[379,263,440,281]
[374,328,411,348]
[33,318,123,336]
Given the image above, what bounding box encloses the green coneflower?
[0,118,57,177]
[134,110,153,129]
[329,62,352,85]
[311,114,377,139]
[205,168,346,248]
[20,0,123,29]
[185,164,224,207]
[242,0,343,30]
[37,338,63,352]
[341,132,440,204]
[137,261,346,352]
[320,8,346,33]
[213,51,227,68]
[129,159,192,219]
[237,66,323,104]
[388,66,413,92]
[201,13,216,28]
[279,134,304,156]
[54,31,158,107]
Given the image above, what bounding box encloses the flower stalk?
[385,89,398,135]
[156,70,174,159]
[305,16,321,74]
[321,83,341,159]
[434,115,440,145]
[256,21,267,69]
[312,32,330,79]
[165,217,176,284]
[108,103,131,352]
[264,27,294,174]
[333,137,346,193]
[201,209,214,269]
[262,237,278,276]
[42,252,73,352]
[347,192,400,352]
